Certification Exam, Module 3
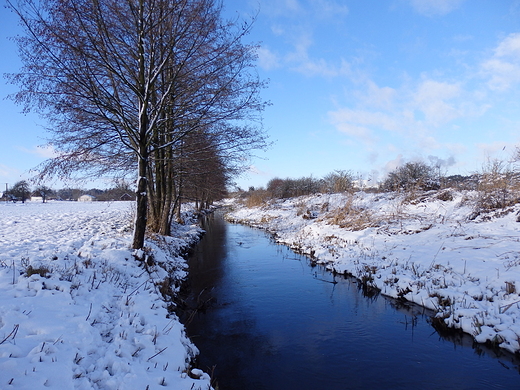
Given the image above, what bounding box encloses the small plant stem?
[147,347,167,362]
[86,303,93,321]
[0,324,19,345]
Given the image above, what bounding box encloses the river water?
[182,211,520,389]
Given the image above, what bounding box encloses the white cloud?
[309,0,349,19]
[264,0,348,19]
[356,81,397,110]
[271,24,285,36]
[247,164,271,177]
[428,155,456,168]
[284,31,313,64]
[407,0,465,16]
[264,0,303,16]
[283,32,354,78]
[419,135,441,150]
[494,33,520,57]
[383,155,404,174]
[292,57,342,77]
[285,0,301,12]
[329,78,467,146]
[262,0,351,77]
[481,33,520,91]
[257,46,280,70]
[328,107,403,144]
[327,73,493,166]
[0,164,20,179]
[476,141,514,160]
[453,34,473,43]
[331,121,374,143]
[413,79,461,126]
[18,145,57,159]
[482,59,520,91]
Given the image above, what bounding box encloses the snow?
[0,201,211,389]
[226,190,520,355]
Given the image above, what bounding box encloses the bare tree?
[34,185,54,203]
[9,180,31,203]
[7,0,267,251]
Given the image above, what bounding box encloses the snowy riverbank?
[226,190,520,355]
[0,201,212,390]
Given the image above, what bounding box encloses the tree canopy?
[8,0,268,250]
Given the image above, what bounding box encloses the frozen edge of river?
[224,191,520,356]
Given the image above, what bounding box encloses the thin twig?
[499,299,520,314]
[126,280,148,304]
[85,303,93,321]
[147,347,167,362]
[0,324,19,345]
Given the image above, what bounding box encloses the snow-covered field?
[0,201,211,390]
[226,190,520,355]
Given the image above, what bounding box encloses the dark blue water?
[183,212,520,389]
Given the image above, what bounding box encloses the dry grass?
[321,195,379,230]
[25,264,51,278]
[473,159,520,214]
[244,190,270,208]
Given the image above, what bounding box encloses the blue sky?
[2,0,520,190]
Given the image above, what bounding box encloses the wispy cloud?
[260,0,350,77]
[407,0,466,16]
[354,81,397,110]
[257,46,280,70]
[269,28,355,78]
[290,57,353,78]
[412,80,461,126]
[481,33,520,91]
[329,107,401,145]
[309,0,348,19]
[383,154,404,174]
[453,34,473,43]
[476,141,515,160]
[326,70,494,168]
[18,145,57,159]
[0,164,20,179]
[263,0,347,19]
[261,0,304,18]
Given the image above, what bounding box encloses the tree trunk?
[133,152,148,250]
[132,0,149,252]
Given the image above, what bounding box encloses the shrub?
[25,265,50,278]
[245,189,270,207]
[266,176,321,199]
[381,162,440,192]
[473,159,520,213]
[321,170,354,193]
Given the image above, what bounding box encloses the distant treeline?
[239,160,520,214]
[1,180,134,203]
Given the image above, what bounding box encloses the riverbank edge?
[0,201,215,389]
[222,192,520,357]
[149,206,221,387]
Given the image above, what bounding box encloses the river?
[181,211,520,389]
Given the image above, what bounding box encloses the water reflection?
[181,211,520,389]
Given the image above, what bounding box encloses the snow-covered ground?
[0,201,212,390]
[226,190,520,355]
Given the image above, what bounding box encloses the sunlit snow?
[0,201,211,390]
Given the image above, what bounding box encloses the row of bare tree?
[8,0,268,251]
